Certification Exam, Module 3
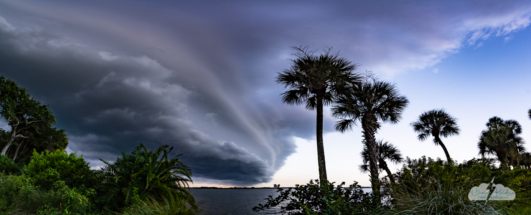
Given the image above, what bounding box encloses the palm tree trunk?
[380,160,396,190]
[316,93,327,185]
[380,161,395,185]
[435,136,452,163]
[362,114,380,204]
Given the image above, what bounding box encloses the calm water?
[190,188,372,215]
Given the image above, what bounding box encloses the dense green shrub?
[0,173,35,214]
[26,180,93,215]
[0,155,20,175]
[490,168,531,214]
[94,144,198,213]
[389,157,507,214]
[0,173,94,215]
[23,149,95,193]
[253,179,388,214]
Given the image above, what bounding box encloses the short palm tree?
[478,117,524,169]
[277,46,360,184]
[411,110,459,163]
[98,144,197,212]
[360,140,403,189]
[332,81,408,202]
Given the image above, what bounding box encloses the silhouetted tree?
[360,140,403,189]
[411,109,459,163]
[277,47,360,184]
[332,80,408,203]
[478,117,524,169]
[0,76,65,162]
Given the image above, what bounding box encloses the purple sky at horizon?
[1,0,531,187]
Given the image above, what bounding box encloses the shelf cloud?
[0,0,530,185]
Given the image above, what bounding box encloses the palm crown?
[332,81,409,132]
[359,140,403,173]
[277,47,360,110]
[478,117,524,169]
[97,144,196,211]
[332,80,408,203]
[277,47,360,184]
[359,140,403,188]
[411,109,459,163]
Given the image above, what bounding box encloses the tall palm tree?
[478,117,524,169]
[359,140,403,189]
[277,47,360,184]
[411,110,459,163]
[332,81,408,202]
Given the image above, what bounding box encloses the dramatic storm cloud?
[1,0,530,185]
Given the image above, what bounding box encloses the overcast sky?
[1,0,531,187]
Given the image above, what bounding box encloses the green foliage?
[29,180,93,215]
[95,144,198,213]
[0,76,57,155]
[390,157,506,214]
[0,155,20,175]
[0,173,35,214]
[0,76,68,168]
[14,127,69,166]
[24,149,95,193]
[491,168,531,214]
[0,173,94,215]
[118,196,199,215]
[253,180,388,215]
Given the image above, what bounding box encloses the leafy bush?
[389,157,506,214]
[253,179,388,214]
[490,168,531,214]
[23,149,95,194]
[27,180,93,215]
[0,173,35,214]
[0,155,20,175]
[95,144,198,213]
[0,173,94,215]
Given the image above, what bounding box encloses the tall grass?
[392,181,502,214]
[118,195,199,215]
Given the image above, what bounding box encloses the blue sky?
[0,0,530,187]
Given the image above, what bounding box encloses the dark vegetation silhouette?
[256,48,531,214]
[411,109,460,163]
[276,46,361,184]
[2,52,531,214]
[0,76,67,164]
[0,76,198,214]
[331,80,408,203]
[478,117,525,170]
[359,140,403,189]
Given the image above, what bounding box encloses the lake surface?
[190,188,372,215]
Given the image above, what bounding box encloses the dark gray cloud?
[0,0,530,185]
[0,17,290,185]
